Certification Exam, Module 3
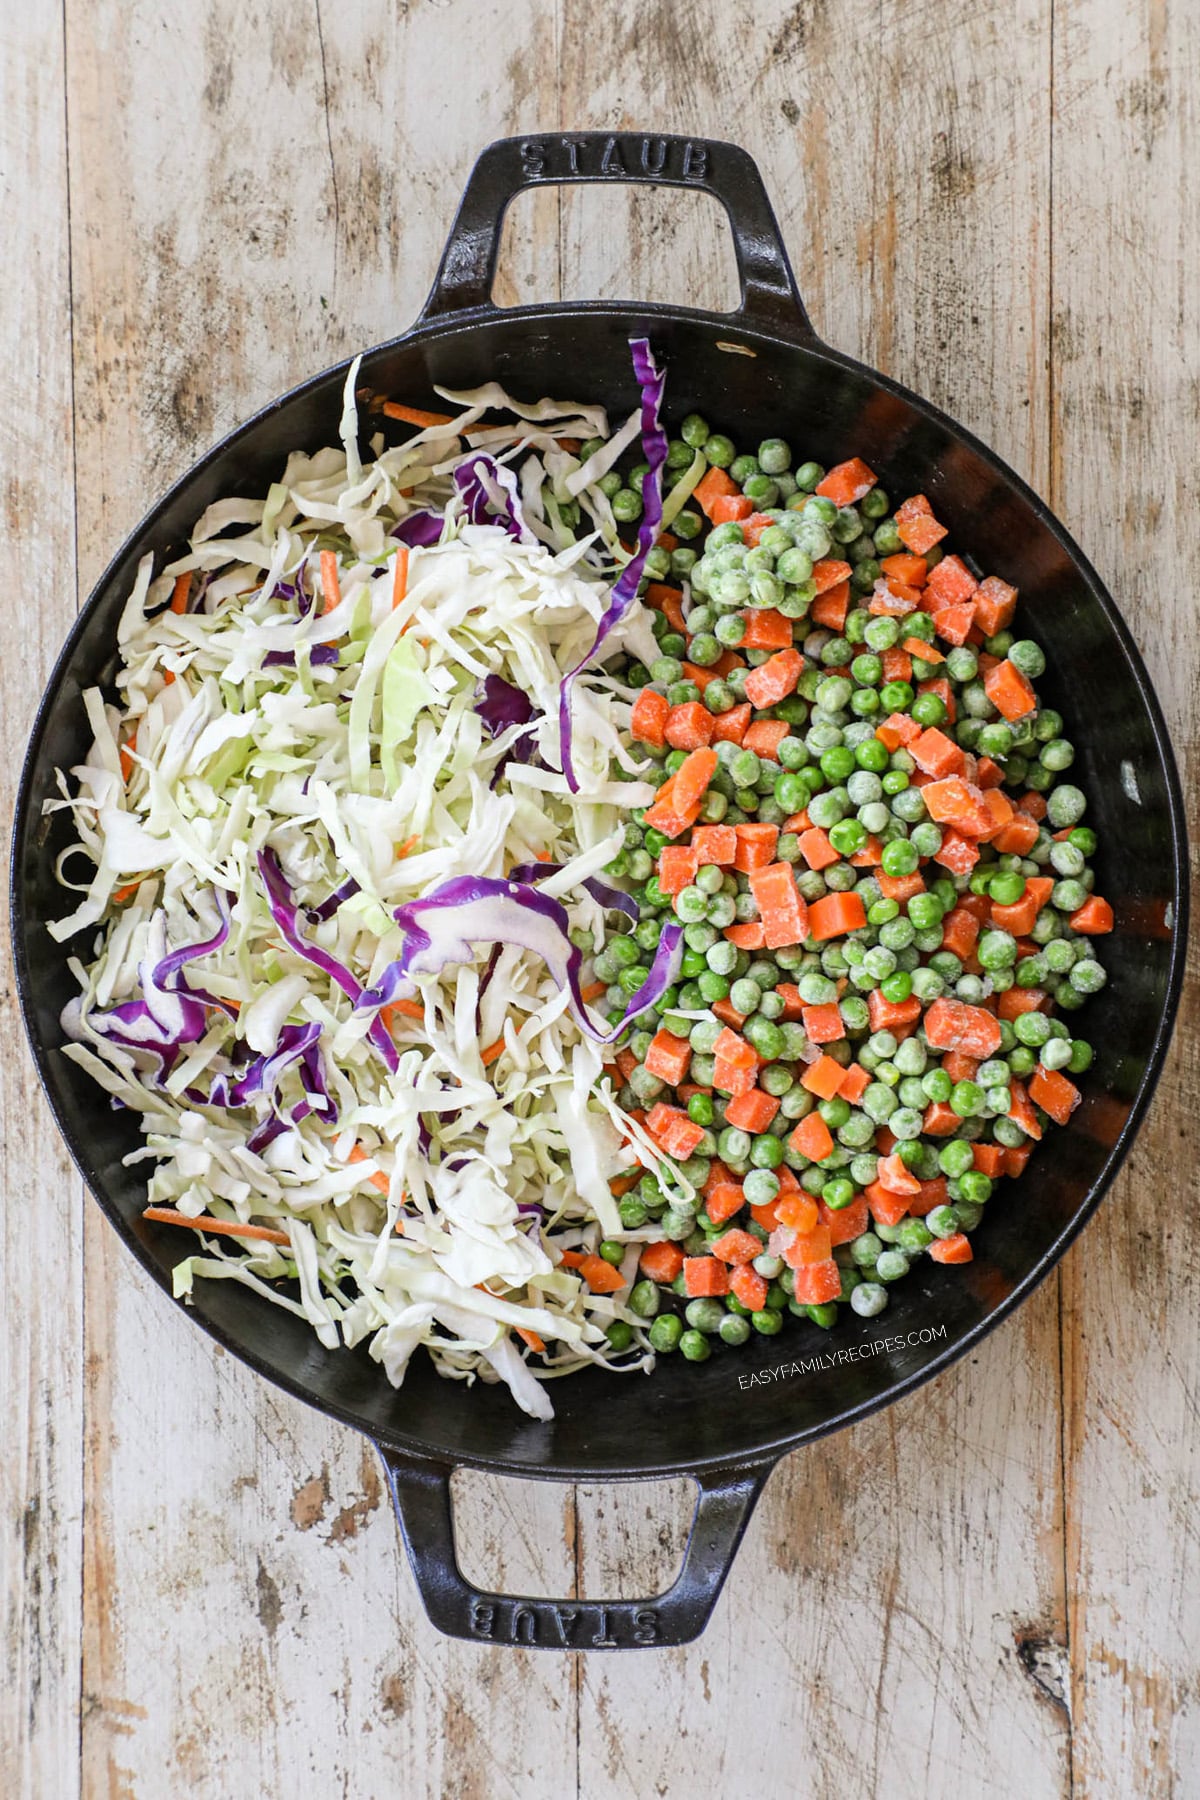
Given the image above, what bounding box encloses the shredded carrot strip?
[580,980,608,1003]
[480,1036,506,1067]
[381,400,454,429]
[143,1207,289,1246]
[319,549,341,617]
[112,880,142,904]
[515,1326,546,1353]
[348,1144,390,1194]
[169,573,190,614]
[162,669,176,686]
[534,848,553,862]
[392,544,410,611]
[384,997,425,1025]
[395,834,420,859]
[119,741,135,783]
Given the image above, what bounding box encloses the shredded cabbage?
[50,344,690,1418]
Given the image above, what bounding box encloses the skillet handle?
[376,1444,773,1650]
[418,132,815,341]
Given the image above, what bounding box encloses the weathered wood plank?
[1051,1,1200,1791]
[63,3,578,1794]
[560,4,1071,1793]
[0,3,84,1794]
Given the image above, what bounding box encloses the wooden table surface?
[3,1,1197,1794]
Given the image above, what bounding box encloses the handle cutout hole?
[450,1470,694,1600]
[494,183,739,312]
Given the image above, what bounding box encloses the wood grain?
[1052,0,1200,1792]
[4,0,1198,1794]
[63,3,575,1795]
[0,2,84,1795]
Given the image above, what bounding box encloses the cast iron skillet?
[12,134,1187,1650]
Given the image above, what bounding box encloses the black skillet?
[11,134,1187,1649]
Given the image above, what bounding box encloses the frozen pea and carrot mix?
[49,338,1111,1413]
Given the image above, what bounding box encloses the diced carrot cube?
[811,557,853,594]
[705,1182,747,1225]
[710,1228,762,1266]
[685,826,731,869]
[934,829,980,875]
[710,1032,751,1076]
[925,554,978,610]
[733,822,780,872]
[881,553,929,587]
[665,701,715,751]
[710,493,754,525]
[657,845,698,895]
[808,891,867,941]
[864,1180,909,1227]
[1007,1080,1043,1140]
[910,726,966,778]
[694,465,740,519]
[875,711,922,752]
[790,1259,843,1305]
[777,1192,819,1232]
[744,648,803,709]
[723,1087,781,1134]
[683,1256,730,1297]
[742,512,777,548]
[971,1143,1006,1178]
[877,1152,921,1196]
[894,494,948,556]
[645,1103,706,1160]
[929,1232,973,1264]
[579,1253,626,1293]
[713,1053,758,1096]
[868,577,922,616]
[984,658,1037,721]
[801,1002,845,1045]
[790,1111,835,1163]
[816,458,876,507]
[997,985,1048,1021]
[639,1240,684,1284]
[933,603,976,646]
[923,997,1002,1058]
[630,688,670,746]
[775,983,805,1022]
[903,635,943,663]
[1029,1065,1082,1126]
[867,987,922,1031]
[972,575,1018,635]
[712,701,752,744]
[876,870,926,903]
[740,609,794,650]
[1070,895,1114,934]
[644,1030,692,1085]
[784,1223,833,1267]
[797,826,840,871]
[837,1063,871,1104]
[922,1101,960,1136]
[1004,1144,1033,1177]
[810,579,851,630]
[819,1193,870,1246]
[730,1264,769,1311]
[800,1054,847,1100]
[724,922,767,952]
[908,1176,949,1217]
[742,719,791,762]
